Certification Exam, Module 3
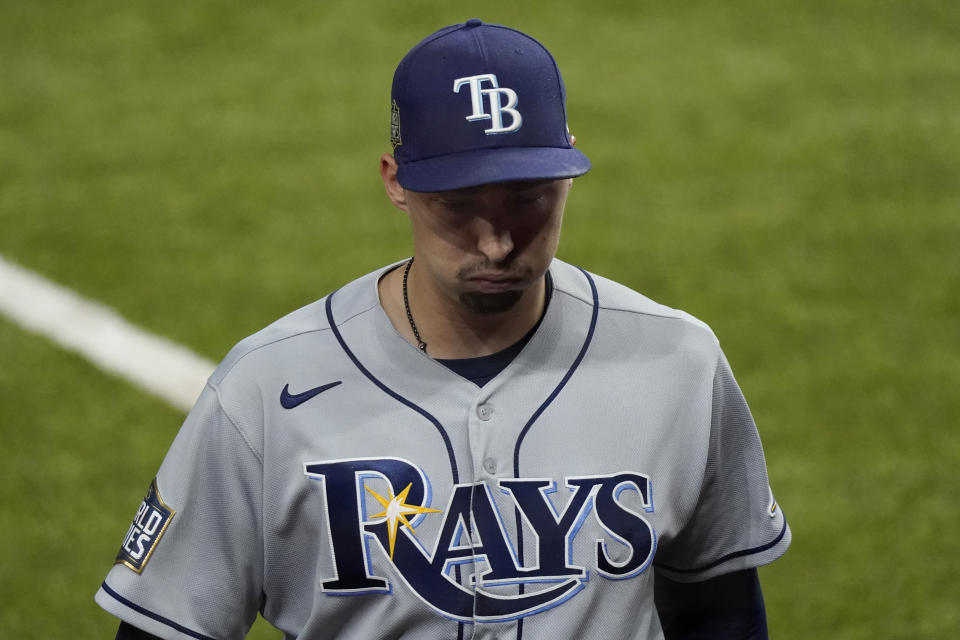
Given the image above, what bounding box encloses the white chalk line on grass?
[0,254,215,412]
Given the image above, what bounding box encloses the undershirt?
[434,274,552,387]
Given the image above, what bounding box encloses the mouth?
[465,274,524,293]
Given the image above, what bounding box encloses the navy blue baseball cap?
[390,19,591,192]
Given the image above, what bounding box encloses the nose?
[474,216,514,262]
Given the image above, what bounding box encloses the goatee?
[459,290,524,315]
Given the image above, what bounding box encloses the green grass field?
[1,1,958,637]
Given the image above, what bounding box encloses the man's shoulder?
[551,260,716,341]
[208,263,395,388]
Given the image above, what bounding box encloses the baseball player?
[97,19,790,640]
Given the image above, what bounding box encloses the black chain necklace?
[402,257,427,353]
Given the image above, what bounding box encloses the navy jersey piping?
[327,289,465,637]
[512,266,599,640]
[100,582,215,640]
[325,291,459,485]
[655,518,789,575]
[512,266,599,474]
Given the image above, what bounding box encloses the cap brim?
[396,146,591,192]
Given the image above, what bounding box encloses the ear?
[380,154,408,211]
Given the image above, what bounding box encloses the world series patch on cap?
[390,19,591,192]
[115,479,175,574]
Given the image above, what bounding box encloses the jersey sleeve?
[96,382,264,640]
[654,350,791,582]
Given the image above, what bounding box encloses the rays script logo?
[304,457,655,623]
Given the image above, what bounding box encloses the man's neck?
[378,262,547,360]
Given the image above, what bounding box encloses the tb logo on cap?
[453,74,523,135]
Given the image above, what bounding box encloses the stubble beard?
[458,290,525,315]
[456,259,533,315]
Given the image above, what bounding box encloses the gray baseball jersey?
[96,259,790,640]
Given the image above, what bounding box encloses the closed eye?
[510,187,552,209]
[512,193,545,206]
[433,198,478,214]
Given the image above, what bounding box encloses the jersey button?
[477,404,494,421]
[482,458,498,474]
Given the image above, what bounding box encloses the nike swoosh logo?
[280,381,342,409]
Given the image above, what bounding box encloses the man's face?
[404,178,572,315]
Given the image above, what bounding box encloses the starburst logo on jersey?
[304,457,656,623]
[115,479,175,574]
[365,482,441,559]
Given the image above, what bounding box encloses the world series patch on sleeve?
[115,479,175,574]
